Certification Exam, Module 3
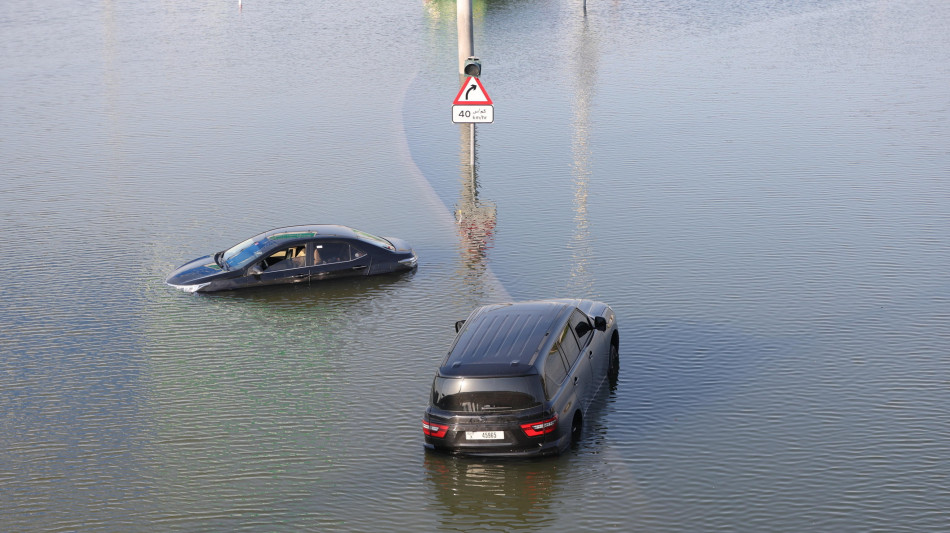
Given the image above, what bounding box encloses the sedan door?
[255,244,310,286]
[307,240,372,281]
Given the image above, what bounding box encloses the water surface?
[2,0,949,530]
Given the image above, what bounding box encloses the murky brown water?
[3,0,949,530]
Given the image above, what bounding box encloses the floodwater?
[2,0,949,530]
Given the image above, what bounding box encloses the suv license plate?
[465,431,503,440]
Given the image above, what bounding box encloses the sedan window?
[261,246,307,271]
[314,242,365,265]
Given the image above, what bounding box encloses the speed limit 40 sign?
[453,76,494,124]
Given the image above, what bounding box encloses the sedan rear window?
[432,377,543,413]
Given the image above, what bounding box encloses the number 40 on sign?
[453,105,493,123]
[452,76,494,124]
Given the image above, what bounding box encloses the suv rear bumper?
[424,437,566,457]
[423,409,568,457]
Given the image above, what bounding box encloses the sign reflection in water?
[455,122,498,297]
[567,13,598,299]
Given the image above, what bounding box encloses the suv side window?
[543,344,568,399]
[569,310,594,349]
[558,324,582,368]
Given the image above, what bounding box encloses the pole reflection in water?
[567,13,598,298]
[455,122,498,299]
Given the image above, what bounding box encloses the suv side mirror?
[594,316,607,332]
[575,322,593,338]
[455,320,466,333]
[247,264,264,276]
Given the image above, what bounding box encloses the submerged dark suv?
[423,299,619,457]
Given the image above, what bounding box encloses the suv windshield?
[432,376,543,413]
[222,237,270,270]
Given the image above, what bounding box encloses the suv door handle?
[573,376,578,385]
[588,350,593,359]
[352,265,368,271]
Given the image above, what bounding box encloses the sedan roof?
[440,300,579,377]
[259,224,359,241]
[249,224,396,252]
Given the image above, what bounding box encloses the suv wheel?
[608,342,619,384]
[570,412,583,444]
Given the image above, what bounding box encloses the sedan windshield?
[432,376,543,413]
[221,237,270,270]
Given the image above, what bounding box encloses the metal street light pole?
[457,0,474,78]
[457,0,476,166]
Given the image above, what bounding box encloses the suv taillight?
[521,415,558,437]
[422,419,448,438]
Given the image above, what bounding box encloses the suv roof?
[440,300,579,378]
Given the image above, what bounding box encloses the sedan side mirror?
[594,316,607,332]
[247,264,264,276]
[455,320,466,333]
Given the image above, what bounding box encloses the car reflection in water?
[423,452,560,528]
[165,224,417,293]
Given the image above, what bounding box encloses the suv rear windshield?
[432,376,543,413]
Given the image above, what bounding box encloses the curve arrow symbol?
[465,84,476,100]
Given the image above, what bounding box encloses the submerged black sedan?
[166,225,417,293]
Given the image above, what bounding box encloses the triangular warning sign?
[453,76,493,105]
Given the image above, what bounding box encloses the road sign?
[453,76,494,123]
[453,76,493,105]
